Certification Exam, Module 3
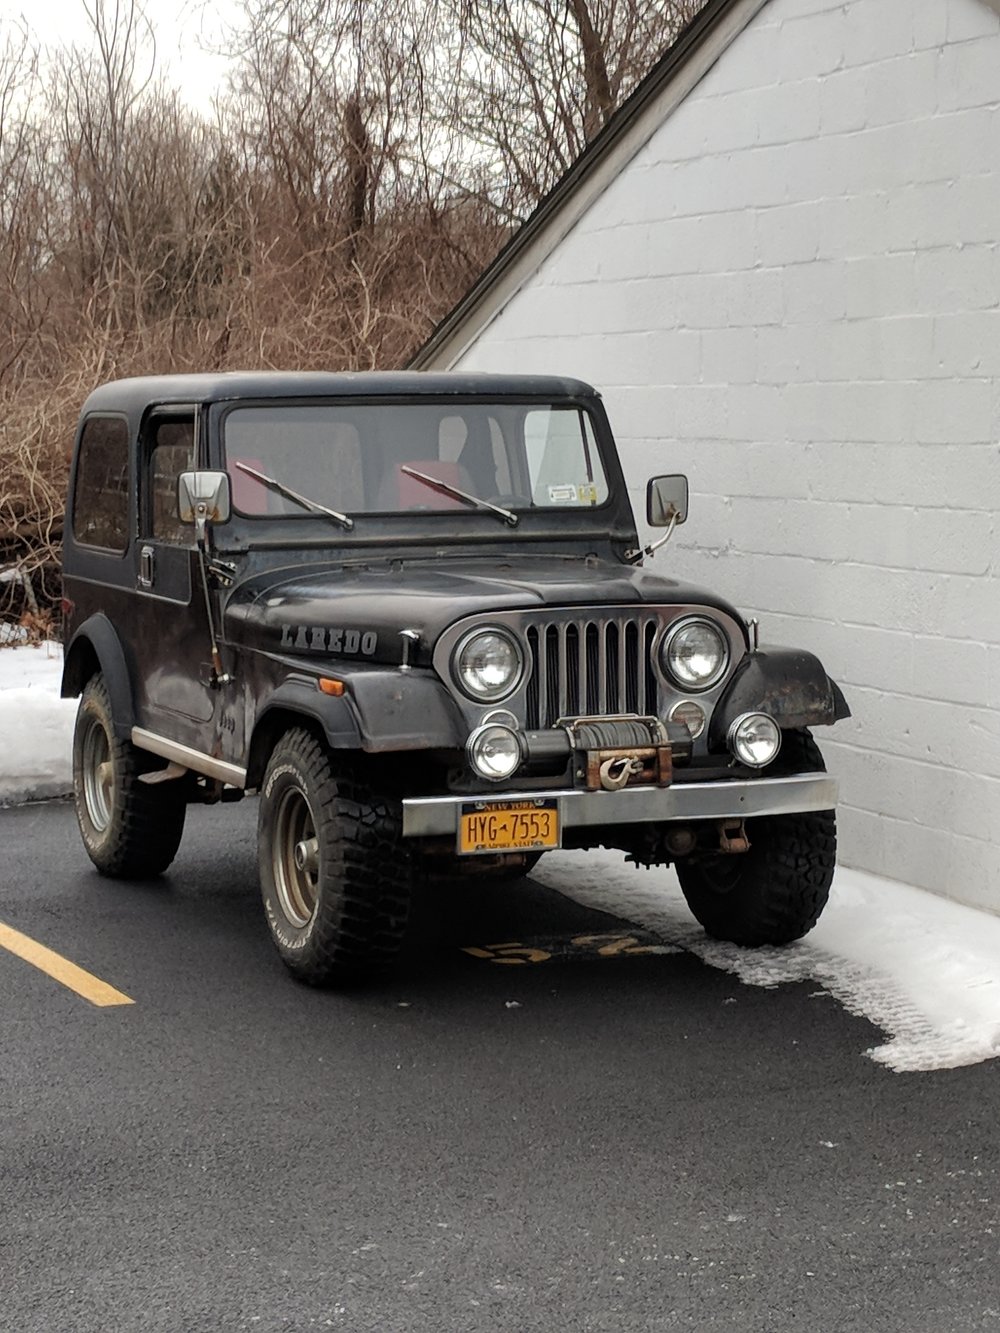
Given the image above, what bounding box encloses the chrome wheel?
[272,786,319,928]
[80,713,114,833]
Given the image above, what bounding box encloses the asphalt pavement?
[1,799,998,1333]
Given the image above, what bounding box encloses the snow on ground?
[2,640,999,1074]
[0,642,76,804]
[535,853,1000,1074]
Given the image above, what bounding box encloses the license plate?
[458,799,560,856]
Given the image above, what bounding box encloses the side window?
[147,419,195,543]
[72,416,130,551]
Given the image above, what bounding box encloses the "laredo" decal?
[280,624,378,655]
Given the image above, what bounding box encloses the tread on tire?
[73,673,186,878]
[676,731,836,947]
[258,728,411,986]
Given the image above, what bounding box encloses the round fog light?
[467,723,523,782]
[729,713,781,768]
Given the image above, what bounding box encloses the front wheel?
[675,732,836,946]
[258,729,411,985]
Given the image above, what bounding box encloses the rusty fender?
[708,647,850,748]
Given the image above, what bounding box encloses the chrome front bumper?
[401,772,837,838]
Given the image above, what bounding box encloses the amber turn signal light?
[318,677,345,697]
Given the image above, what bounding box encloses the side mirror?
[646,474,689,527]
[178,470,231,544]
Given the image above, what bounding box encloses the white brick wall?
[447,0,1000,913]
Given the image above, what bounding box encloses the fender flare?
[246,669,467,788]
[61,613,135,740]
[346,669,467,752]
[247,677,362,788]
[708,647,850,750]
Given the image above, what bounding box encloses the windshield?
[223,401,609,518]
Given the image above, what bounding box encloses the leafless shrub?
[0,0,705,641]
[439,0,705,218]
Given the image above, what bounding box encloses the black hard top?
[81,370,601,415]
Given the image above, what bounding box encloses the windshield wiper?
[233,461,354,531]
[399,466,518,527]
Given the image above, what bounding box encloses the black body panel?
[62,614,136,741]
[80,371,601,417]
[224,555,749,668]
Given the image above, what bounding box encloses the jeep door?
[131,410,224,752]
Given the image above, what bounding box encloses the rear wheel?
[73,673,186,877]
[675,731,835,946]
[258,729,411,985]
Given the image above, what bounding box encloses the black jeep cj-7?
[62,371,849,984]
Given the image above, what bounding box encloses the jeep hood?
[224,555,747,665]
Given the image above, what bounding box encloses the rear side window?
[73,416,130,551]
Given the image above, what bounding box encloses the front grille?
[525,617,659,728]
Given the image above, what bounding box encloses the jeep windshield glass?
[223,402,609,519]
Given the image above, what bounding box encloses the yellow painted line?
[0,920,134,1007]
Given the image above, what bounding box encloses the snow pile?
[537,852,1000,1074]
[0,642,76,804]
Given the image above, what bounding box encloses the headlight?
[453,628,524,701]
[661,617,729,691]
[729,713,781,768]
[467,723,524,781]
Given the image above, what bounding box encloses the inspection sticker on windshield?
[459,798,560,855]
[548,483,578,503]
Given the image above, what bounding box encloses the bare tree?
[215,0,504,368]
[0,24,44,384]
[0,0,708,631]
[443,0,703,218]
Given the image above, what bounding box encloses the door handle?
[138,544,155,588]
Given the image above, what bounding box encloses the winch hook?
[598,756,643,792]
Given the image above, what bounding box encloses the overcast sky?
[1,0,237,112]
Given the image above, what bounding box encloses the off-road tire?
[258,728,411,986]
[73,673,186,878]
[676,731,836,947]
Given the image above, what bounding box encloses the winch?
[563,715,691,792]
